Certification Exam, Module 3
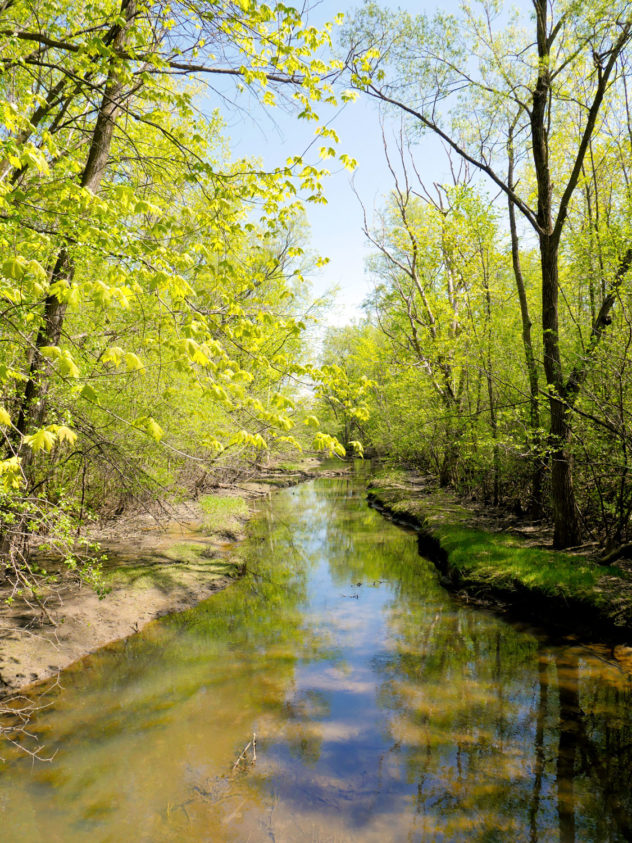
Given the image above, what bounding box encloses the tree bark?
[508,125,544,517]
[13,0,137,462]
[483,266,500,505]
[540,236,581,547]
[532,0,581,547]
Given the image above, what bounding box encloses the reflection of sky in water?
[1,476,632,841]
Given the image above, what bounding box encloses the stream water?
[1,473,632,841]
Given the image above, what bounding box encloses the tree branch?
[363,83,541,232]
[565,247,632,402]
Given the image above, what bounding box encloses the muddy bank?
[0,460,346,692]
[367,470,632,645]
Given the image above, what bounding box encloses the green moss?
[369,471,632,617]
[435,525,620,602]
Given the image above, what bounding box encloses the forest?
[322,0,632,553]
[0,0,631,607]
[0,0,631,596]
[2,2,632,839]
[0,0,354,607]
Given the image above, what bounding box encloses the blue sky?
[215,0,490,324]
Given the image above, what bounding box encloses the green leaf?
[40,346,62,360]
[348,440,364,457]
[24,429,56,452]
[40,346,80,377]
[0,456,22,490]
[58,352,80,378]
[80,383,99,403]
[147,418,163,441]
[102,346,124,366]
[26,260,48,284]
[21,145,50,175]
[2,256,28,280]
[56,425,77,445]
[136,416,163,442]
[124,352,144,372]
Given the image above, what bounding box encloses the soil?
[0,460,347,694]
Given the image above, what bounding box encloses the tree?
[0,0,353,599]
[345,0,632,546]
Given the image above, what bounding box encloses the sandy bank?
[0,461,345,693]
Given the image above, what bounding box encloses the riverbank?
[368,469,632,644]
[0,459,345,692]
[6,472,632,840]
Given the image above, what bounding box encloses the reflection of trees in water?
[280,688,331,766]
[556,651,579,843]
[373,597,537,836]
[529,652,547,843]
[260,480,632,841]
[375,585,632,840]
[552,651,632,842]
[0,486,335,784]
[6,477,632,841]
[292,476,425,592]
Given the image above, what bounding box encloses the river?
[1,473,631,841]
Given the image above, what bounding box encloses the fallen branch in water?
[232,731,256,771]
[0,676,61,762]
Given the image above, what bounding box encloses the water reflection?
[0,475,631,841]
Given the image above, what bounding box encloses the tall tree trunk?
[508,126,544,517]
[13,0,137,463]
[540,237,580,547]
[483,268,500,505]
[439,440,456,487]
[14,248,73,444]
[531,0,580,547]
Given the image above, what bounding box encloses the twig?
[232,732,257,771]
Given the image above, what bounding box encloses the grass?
[368,469,632,618]
[198,494,249,534]
[434,525,618,601]
[276,461,304,472]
